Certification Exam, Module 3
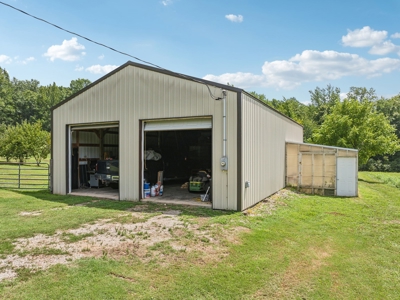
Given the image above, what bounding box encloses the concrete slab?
[70,187,119,200]
[141,183,212,208]
[69,183,212,208]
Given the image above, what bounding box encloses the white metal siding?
[52,65,238,210]
[241,94,303,210]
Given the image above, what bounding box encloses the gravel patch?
[0,210,237,282]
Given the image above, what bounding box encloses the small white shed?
[286,142,358,197]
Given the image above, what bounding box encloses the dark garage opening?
[70,126,119,199]
[143,129,212,205]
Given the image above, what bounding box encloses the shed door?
[144,118,212,131]
[337,157,357,196]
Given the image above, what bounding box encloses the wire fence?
[0,162,50,190]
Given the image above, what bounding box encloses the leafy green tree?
[69,78,91,96]
[346,87,377,103]
[309,84,341,125]
[37,83,71,131]
[11,78,41,125]
[0,121,50,164]
[22,121,51,165]
[0,67,15,125]
[312,98,400,165]
[0,124,27,162]
[376,94,400,137]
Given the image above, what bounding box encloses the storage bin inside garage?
[286,142,358,196]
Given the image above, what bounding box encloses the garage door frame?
[140,117,213,203]
[67,122,120,196]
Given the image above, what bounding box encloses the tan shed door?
[144,118,212,131]
[337,157,357,196]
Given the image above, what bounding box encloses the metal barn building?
[51,61,303,211]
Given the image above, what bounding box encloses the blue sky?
[1,0,399,103]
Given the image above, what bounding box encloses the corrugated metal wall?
[241,94,303,210]
[52,64,238,210]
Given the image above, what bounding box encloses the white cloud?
[18,57,35,65]
[75,65,84,71]
[369,40,400,56]
[391,33,400,39]
[204,50,400,89]
[43,37,86,62]
[98,54,105,60]
[0,55,12,64]
[342,26,387,47]
[161,0,173,6]
[85,64,119,75]
[225,14,243,23]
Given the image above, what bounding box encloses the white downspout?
[220,90,228,171]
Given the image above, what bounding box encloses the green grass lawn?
[0,172,399,299]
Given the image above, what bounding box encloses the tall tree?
[309,84,341,125]
[69,78,91,96]
[312,98,400,165]
[11,78,41,125]
[376,94,400,137]
[0,67,14,125]
[346,87,377,103]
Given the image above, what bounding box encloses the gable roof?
[51,60,302,128]
[51,61,242,111]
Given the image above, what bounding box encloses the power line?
[0,1,223,100]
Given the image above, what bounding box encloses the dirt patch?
[0,210,246,282]
[18,211,42,216]
[244,189,296,216]
[384,220,400,225]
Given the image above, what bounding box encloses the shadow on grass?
[358,178,384,184]
[9,189,236,219]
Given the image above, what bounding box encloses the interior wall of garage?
[241,93,303,210]
[52,64,239,210]
[71,131,119,159]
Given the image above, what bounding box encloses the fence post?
[18,163,21,189]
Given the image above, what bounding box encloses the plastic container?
[154,184,159,196]
[144,182,151,198]
[151,186,156,197]
[159,185,163,196]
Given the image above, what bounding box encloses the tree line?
[0,67,91,164]
[251,85,400,171]
[1,66,399,170]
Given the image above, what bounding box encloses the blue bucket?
[143,183,150,198]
